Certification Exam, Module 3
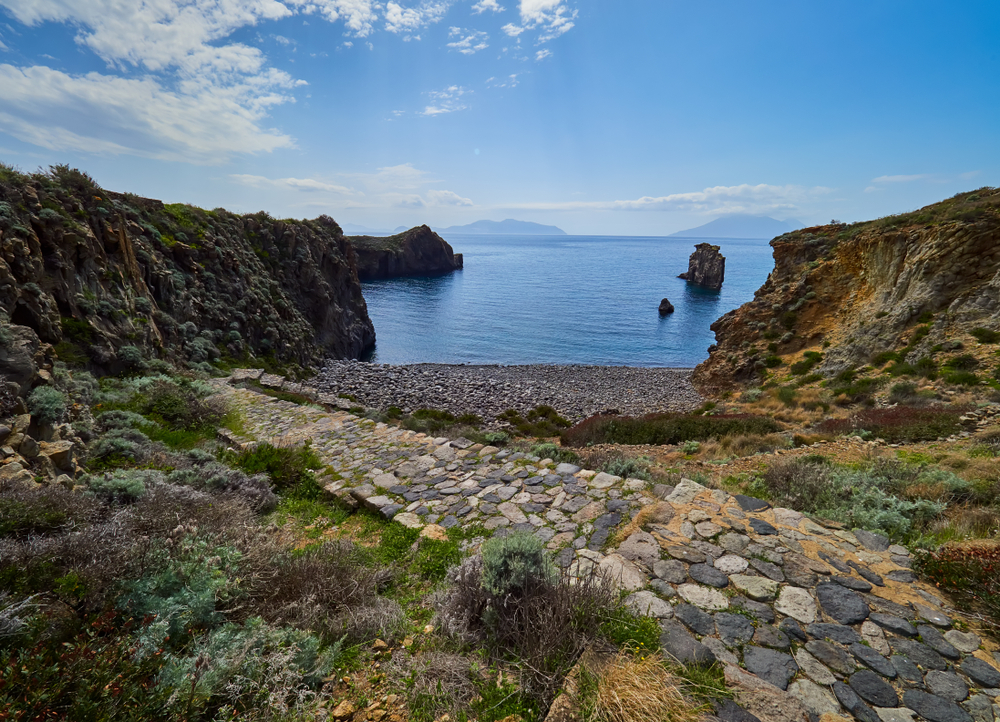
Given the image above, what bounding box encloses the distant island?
[437,219,567,235]
[339,222,407,236]
[669,214,803,239]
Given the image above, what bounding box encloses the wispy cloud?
[486,73,519,88]
[230,174,357,194]
[420,84,470,115]
[502,0,577,43]
[871,174,931,184]
[535,49,551,60]
[447,27,488,54]
[384,1,451,33]
[504,184,832,214]
[472,0,505,14]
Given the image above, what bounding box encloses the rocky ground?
[310,361,703,422]
[221,371,1000,722]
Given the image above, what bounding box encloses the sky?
[0,0,997,236]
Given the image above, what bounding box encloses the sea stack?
[678,243,725,290]
[349,225,463,280]
[658,298,675,315]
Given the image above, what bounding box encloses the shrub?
[888,382,917,403]
[943,371,980,386]
[742,389,763,402]
[85,469,157,503]
[86,428,153,470]
[26,386,67,425]
[530,442,579,464]
[118,344,145,370]
[776,386,797,407]
[480,532,555,598]
[946,354,980,371]
[497,406,571,437]
[221,442,322,497]
[167,461,277,513]
[388,651,477,722]
[0,592,38,642]
[971,327,1000,343]
[562,413,781,448]
[815,405,965,443]
[601,456,650,480]
[872,351,900,366]
[914,541,1000,628]
[681,440,701,455]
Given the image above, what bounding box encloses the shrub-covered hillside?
[0,163,374,377]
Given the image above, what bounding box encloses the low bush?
[561,413,781,448]
[530,442,580,464]
[971,327,1000,343]
[498,405,572,437]
[790,351,823,376]
[480,532,555,598]
[831,376,885,404]
[914,541,1000,629]
[814,405,965,443]
[26,385,67,425]
[221,442,322,498]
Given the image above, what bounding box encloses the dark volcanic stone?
[439,515,459,528]
[715,612,755,647]
[850,643,897,679]
[847,560,885,587]
[714,699,761,722]
[924,671,969,702]
[891,639,948,671]
[752,625,790,650]
[832,574,873,592]
[818,551,852,574]
[748,558,784,582]
[660,620,716,665]
[607,499,629,512]
[960,656,1000,688]
[732,597,776,623]
[779,617,807,642]
[892,655,923,683]
[833,681,881,722]
[594,512,621,529]
[689,563,729,588]
[887,569,918,583]
[675,603,715,636]
[379,504,404,519]
[849,669,899,707]
[853,529,891,552]
[816,581,870,624]
[742,646,798,690]
[587,528,610,550]
[734,494,771,512]
[917,625,962,660]
[783,557,819,587]
[554,547,575,568]
[903,690,973,722]
[389,484,409,495]
[807,623,862,644]
[654,559,688,584]
[667,546,706,564]
[870,613,918,637]
[749,518,778,535]
[806,640,857,675]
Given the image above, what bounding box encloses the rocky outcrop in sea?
[349,225,463,280]
[678,242,726,290]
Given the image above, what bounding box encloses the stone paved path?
[219,373,1000,722]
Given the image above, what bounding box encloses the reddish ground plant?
[914,541,1000,629]
[813,405,968,443]
[560,413,781,448]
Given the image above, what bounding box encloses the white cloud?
[471,0,504,13]
[502,0,576,43]
[230,173,357,194]
[486,73,519,88]
[535,48,550,60]
[0,64,294,163]
[348,163,432,191]
[871,174,930,183]
[286,0,379,37]
[507,184,832,215]
[420,84,470,115]
[447,27,488,54]
[427,189,473,205]
[384,1,450,33]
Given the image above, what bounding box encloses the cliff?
[0,165,375,375]
[693,188,1000,394]
[349,225,463,280]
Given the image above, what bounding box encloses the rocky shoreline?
[311,361,703,421]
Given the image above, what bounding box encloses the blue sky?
[0,0,997,235]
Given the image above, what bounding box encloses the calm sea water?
[361,234,775,367]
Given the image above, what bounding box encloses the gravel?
[312,360,702,422]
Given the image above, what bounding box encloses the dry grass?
[583,652,704,722]
[611,502,675,545]
[696,433,789,461]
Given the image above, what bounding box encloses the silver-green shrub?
[480,532,555,597]
[26,386,67,425]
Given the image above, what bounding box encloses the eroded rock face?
[0,169,375,370]
[692,188,1000,393]
[350,225,463,280]
[659,298,675,315]
[678,242,726,290]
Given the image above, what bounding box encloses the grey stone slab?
[748,557,785,581]
[833,574,874,592]
[732,597,776,624]
[654,559,688,583]
[871,613,918,637]
[806,639,857,676]
[854,529,891,552]
[960,657,1000,689]
[743,646,798,690]
[689,563,729,588]
[850,642,897,679]
[659,619,716,665]
[752,624,791,650]
[749,518,778,535]
[850,669,899,707]
[735,494,771,512]
[817,581,870,624]
[780,617,808,642]
[833,681,882,722]
[917,625,961,660]
[902,690,973,722]
[808,622,862,644]
[891,640,948,671]
[924,671,969,703]
[675,602,715,635]
[892,655,923,683]
[819,550,852,574]
[715,612,755,647]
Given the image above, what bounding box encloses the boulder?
[678,242,726,290]
[658,298,675,315]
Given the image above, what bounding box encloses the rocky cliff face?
[678,242,725,289]
[0,165,375,376]
[349,225,463,280]
[693,188,1000,393]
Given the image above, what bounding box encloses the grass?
[561,412,781,447]
[245,379,316,405]
[581,653,706,722]
[221,441,323,498]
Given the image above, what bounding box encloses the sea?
[360,234,776,367]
